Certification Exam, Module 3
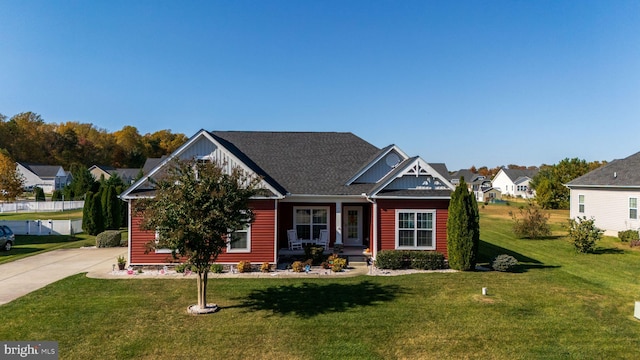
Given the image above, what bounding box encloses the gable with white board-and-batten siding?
[569,188,640,236]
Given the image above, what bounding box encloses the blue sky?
[1,0,638,171]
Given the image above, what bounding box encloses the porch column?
[335,201,343,245]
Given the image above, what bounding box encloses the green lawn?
[0,209,83,220]
[0,234,96,264]
[1,204,640,359]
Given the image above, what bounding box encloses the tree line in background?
[0,111,187,169]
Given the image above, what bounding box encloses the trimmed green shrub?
[375,250,446,270]
[175,263,193,273]
[491,254,518,272]
[375,250,405,269]
[210,264,224,273]
[618,230,639,243]
[95,230,122,248]
[410,252,446,270]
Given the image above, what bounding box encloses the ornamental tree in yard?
[137,158,260,314]
[447,178,480,271]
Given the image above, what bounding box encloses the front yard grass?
[1,203,640,359]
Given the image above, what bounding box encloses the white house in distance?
[16,163,70,194]
[491,168,538,199]
[566,151,640,236]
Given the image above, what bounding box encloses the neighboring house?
[492,168,538,199]
[450,170,498,202]
[566,151,640,236]
[89,165,140,185]
[120,130,455,266]
[16,163,70,194]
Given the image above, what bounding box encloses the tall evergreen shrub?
[34,186,45,202]
[446,178,480,271]
[82,191,95,234]
[90,192,105,235]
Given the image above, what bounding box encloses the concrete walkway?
[0,247,126,305]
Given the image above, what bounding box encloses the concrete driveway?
[0,247,126,305]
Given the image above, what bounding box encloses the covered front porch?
[276,200,372,250]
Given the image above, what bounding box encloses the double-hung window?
[630,198,638,220]
[294,207,329,240]
[227,224,251,253]
[396,210,436,249]
[578,195,585,213]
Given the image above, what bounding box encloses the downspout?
[365,194,378,260]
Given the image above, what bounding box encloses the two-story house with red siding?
[120,130,454,266]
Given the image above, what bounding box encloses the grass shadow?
[234,280,403,318]
[478,239,542,264]
[15,235,78,245]
[592,247,625,255]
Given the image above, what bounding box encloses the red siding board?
[376,199,449,259]
[129,199,277,265]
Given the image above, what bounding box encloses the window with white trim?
[396,210,436,249]
[155,229,173,254]
[578,195,585,213]
[294,206,329,240]
[630,198,637,219]
[227,224,251,252]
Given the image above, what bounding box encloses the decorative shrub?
[491,254,518,272]
[210,264,224,273]
[618,230,639,243]
[175,263,193,273]
[375,250,446,270]
[331,257,347,272]
[510,202,551,239]
[303,245,325,265]
[291,261,304,272]
[237,260,252,273]
[410,252,446,270]
[96,230,122,248]
[375,250,405,269]
[569,217,603,253]
[260,262,271,273]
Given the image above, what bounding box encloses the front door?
[343,206,362,246]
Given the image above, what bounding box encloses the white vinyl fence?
[0,201,84,213]
[0,219,84,236]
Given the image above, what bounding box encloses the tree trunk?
[197,270,209,309]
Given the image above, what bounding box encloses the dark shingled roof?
[566,151,640,188]
[18,163,63,178]
[211,131,380,195]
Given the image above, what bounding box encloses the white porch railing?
[0,201,85,213]
[0,219,84,235]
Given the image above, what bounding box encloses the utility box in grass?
[635,302,640,320]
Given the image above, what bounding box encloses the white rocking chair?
[317,229,329,250]
[287,229,303,250]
